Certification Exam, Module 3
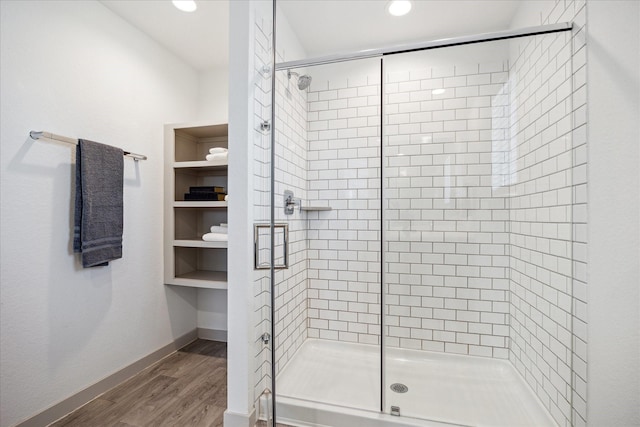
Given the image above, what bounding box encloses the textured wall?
[0,1,200,426]
[586,1,639,426]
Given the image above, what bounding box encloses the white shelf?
[167,270,228,289]
[173,201,228,208]
[165,121,230,292]
[174,239,228,249]
[174,160,228,170]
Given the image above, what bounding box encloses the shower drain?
[390,383,408,393]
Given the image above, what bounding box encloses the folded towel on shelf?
[205,152,228,162]
[210,225,228,234]
[202,232,228,242]
[73,139,124,268]
[224,195,229,201]
[209,147,228,154]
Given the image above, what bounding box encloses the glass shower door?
[268,9,575,425]
[271,58,384,418]
[382,32,575,426]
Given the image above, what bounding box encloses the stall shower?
[256,13,583,427]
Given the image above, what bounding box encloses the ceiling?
[99,0,521,71]
[100,0,229,71]
[278,1,521,59]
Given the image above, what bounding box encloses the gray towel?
[73,139,124,268]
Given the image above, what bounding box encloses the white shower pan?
[276,339,557,427]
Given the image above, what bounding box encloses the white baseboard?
[198,327,228,342]
[16,329,198,427]
[224,408,257,427]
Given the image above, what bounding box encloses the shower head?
[287,70,313,90]
[297,74,312,90]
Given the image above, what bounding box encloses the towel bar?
[29,130,147,161]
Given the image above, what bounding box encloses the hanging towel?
[209,147,228,154]
[202,232,228,242]
[73,139,124,268]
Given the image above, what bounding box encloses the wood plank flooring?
[255,422,293,427]
[51,340,227,427]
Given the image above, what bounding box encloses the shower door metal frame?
[269,1,278,426]
[379,57,385,414]
[269,6,574,421]
[274,22,572,71]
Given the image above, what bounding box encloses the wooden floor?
[51,340,227,427]
[255,422,292,427]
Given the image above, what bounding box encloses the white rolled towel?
[210,225,228,234]
[209,147,228,154]
[202,232,228,242]
[205,152,228,162]
[224,195,228,201]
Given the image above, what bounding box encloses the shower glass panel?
[272,58,383,416]
[383,32,574,426]
[269,22,575,427]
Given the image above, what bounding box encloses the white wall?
[228,1,270,424]
[586,1,640,425]
[0,1,205,426]
[275,4,308,63]
[198,67,230,123]
[197,288,228,333]
[227,1,313,424]
[196,67,230,335]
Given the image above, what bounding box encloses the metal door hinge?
[261,332,271,345]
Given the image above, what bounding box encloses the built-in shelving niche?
[164,122,229,291]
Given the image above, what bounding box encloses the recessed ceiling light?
[172,0,197,12]
[387,1,412,17]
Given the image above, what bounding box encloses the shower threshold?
[276,339,557,427]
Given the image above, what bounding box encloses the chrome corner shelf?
[301,206,332,211]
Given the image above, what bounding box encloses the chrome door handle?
[254,223,289,270]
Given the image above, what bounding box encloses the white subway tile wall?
[306,71,383,345]
[383,59,512,358]
[508,30,574,426]
[253,17,273,406]
[272,61,309,373]
[303,7,586,422]
[508,2,587,426]
[253,18,311,402]
[571,3,588,423]
[261,0,587,425]
[570,0,589,422]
